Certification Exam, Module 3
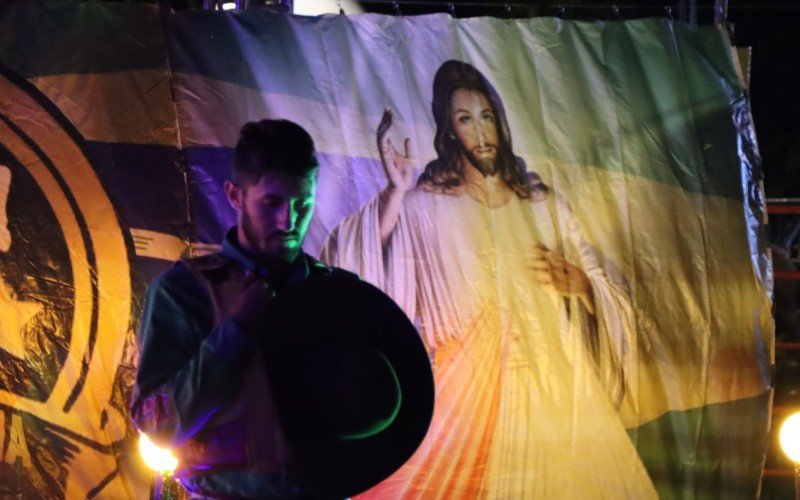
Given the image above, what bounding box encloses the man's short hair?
[232,119,319,186]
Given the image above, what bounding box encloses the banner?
[0,2,771,497]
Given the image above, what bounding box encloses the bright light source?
[221,2,236,10]
[293,0,363,15]
[139,433,179,473]
[780,412,800,463]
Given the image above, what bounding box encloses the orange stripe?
[762,468,796,478]
[30,71,179,146]
[767,204,800,215]
[771,405,800,415]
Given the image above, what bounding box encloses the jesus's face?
[450,88,499,175]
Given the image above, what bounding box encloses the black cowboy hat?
[255,273,435,498]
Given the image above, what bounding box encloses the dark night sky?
[728,2,800,198]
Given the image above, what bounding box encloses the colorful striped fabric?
[0,1,769,497]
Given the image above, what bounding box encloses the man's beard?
[463,148,498,177]
[240,208,261,253]
[241,209,300,264]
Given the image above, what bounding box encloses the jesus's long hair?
[418,60,532,198]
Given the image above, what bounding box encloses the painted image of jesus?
[321,60,657,498]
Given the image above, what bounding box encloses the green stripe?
[630,391,771,499]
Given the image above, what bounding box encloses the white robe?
[321,186,657,499]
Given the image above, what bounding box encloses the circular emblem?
[0,64,133,495]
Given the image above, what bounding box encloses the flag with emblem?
[0,1,770,498]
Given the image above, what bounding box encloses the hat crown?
[256,273,434,498]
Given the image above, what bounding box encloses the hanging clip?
[611,4,622,20]
[713,2,726,25]
[393,0,401,16]
[448,2,456,18]
[337,0,344,15]
[557,5,566,19]
[505,2,513,18]
[664,6,674,21]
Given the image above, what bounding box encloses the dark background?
[727,1,800,199]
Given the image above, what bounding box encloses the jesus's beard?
[462,148,498,177]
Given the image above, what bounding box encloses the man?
[321,60,657,497]
[130,119,346,498]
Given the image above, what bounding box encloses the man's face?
[450,88,499,174]
[226,169,317,264]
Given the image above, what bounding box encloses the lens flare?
[779,412,800,463]
[138,433,179,473]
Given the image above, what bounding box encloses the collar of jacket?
[220,227,331,285]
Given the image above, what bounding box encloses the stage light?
[293,0,363,15]
[139,432,179,473]
[781,412,800,463]
[780,412,800,500]
[139,433,185,499]
[221,2,236,10]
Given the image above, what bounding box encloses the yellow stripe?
[131,228,187,260]
[30,71,179,146]
[130,228,221,260]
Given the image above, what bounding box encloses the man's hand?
[530,244,595,314]
[377,108,415,196]
[230,270,276,335]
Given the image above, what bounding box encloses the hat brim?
[256,274,435,498]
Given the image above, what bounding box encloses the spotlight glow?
[293,0,363,15]
[779,412,800,463]
[139,433,179,473]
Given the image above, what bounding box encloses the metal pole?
[795,462,800,500]
[713,0,728,24]
[150,472,163,500]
